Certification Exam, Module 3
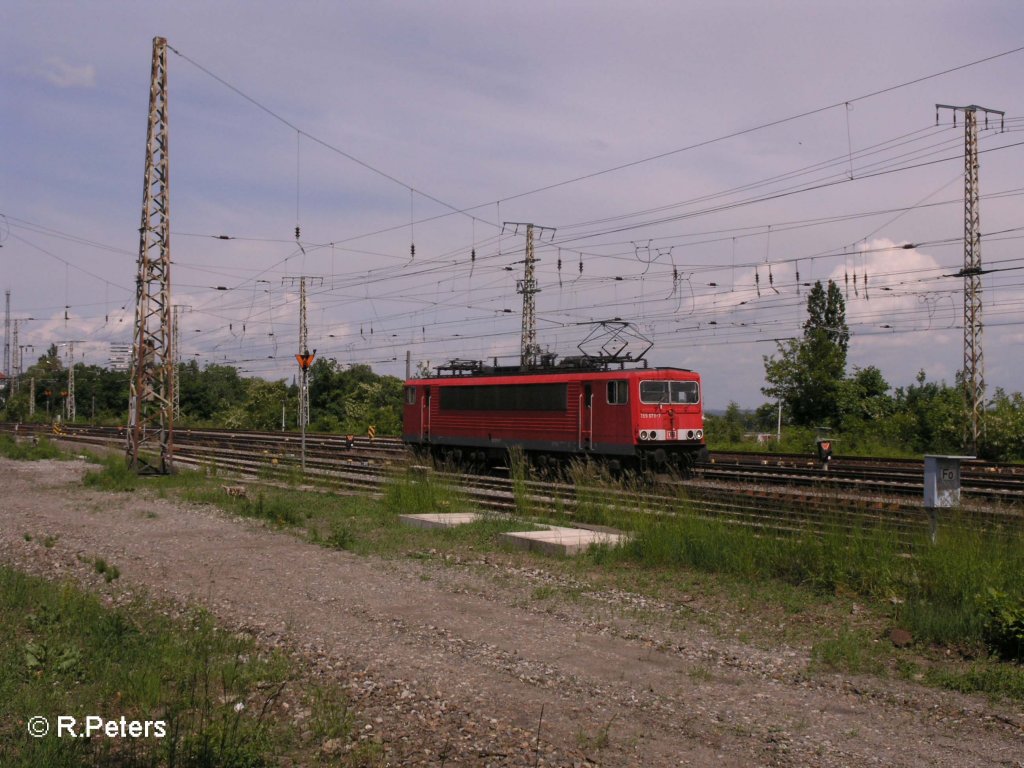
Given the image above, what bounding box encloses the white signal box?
[923,455,974,543]
[923,455,973,508]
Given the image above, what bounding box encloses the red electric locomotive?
[402,357,707,471]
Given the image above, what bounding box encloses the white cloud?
[28,57,97,89]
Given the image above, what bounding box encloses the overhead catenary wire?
[8,42,1024,385]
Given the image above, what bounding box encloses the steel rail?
[3,423,1022,539]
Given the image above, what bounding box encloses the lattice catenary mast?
[283,276,321,472]
[172,304,192,419]
[10,321,18,395]
[127,36,174,474]
[936,103,1004,455]
[505,222,555,368]
[58,341,84,422]
[3,290,10,393]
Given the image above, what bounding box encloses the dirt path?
[1,457,1022,766]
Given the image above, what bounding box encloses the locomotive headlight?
[696,429,704,440]
[639,430,649,440]
[687,430,695,439]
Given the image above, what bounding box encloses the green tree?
[70,364,129,423]
[982,388,1024,461]
[837,366,893,425]
[341,378,404,435]
[177,362,247,424]
[762,279,849,427]
[1,346,65,421]
[704,401,748,445]
[221,378,290,431]
[309,359,403,434]
[890,371,964,453]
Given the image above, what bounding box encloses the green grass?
[923,663,1024,700]
[82,455,223,494]
[381,462,468,515]
[0,565,384,767]
[81,455,140,492]
[160,462,531,559]
[588,508,1024,652]
[810,629,886,675]
[0,566,312,767]
[0,434,65,461]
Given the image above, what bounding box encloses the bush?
[979,588,1024,661]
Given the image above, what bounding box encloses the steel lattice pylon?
[283,275,321,473]
[962,108,984,455]
[519,224,539,367]
[66,342,76,422]
[3,290,10,397]
[127,36,174,474]
[937,103,1003,455]
[505,222,555,368]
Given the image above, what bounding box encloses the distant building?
[108,344,131,371]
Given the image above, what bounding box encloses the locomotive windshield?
[639,380,699,405]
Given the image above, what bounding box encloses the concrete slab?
[499,526,626,557]
[399,512,481,529]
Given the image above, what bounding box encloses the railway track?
[701,451,1024,503]
[3,423,1022,539]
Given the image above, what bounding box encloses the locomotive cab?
[634,374,706,469]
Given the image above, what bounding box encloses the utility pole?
[3,290,10,394]
[128,36,174,474]
[936,103,1004,455]
[65,344,73,421]
[172,304,191,419]
[29,376,35,418]
[283,276,321,472]
[16,345,33,396]
[55,341,84,422]
[10,322,18,395]
[504,222,555,368]
[8,318,34,395]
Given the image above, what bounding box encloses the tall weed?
[594,503,1024,652]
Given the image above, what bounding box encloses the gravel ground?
[1,456,1023,767]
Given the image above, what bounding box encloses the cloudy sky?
[3,1,1023,409]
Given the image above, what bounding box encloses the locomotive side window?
[404,387,416,405]
[606,380,628,404]
[640,380,700,405]
[440,383,567,411]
